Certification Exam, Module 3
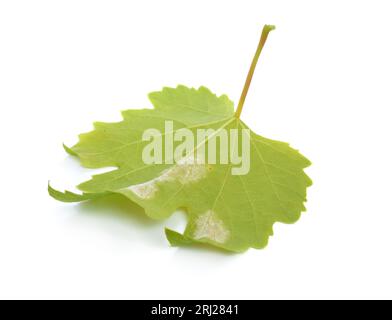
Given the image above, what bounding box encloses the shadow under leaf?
[76,193,159,228]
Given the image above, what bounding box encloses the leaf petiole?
[235,25,275,118]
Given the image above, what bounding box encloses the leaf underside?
[50,85,312,252]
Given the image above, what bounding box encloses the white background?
[0,0,391,300]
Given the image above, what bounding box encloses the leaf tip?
[63,143,78,156]
[165,228,193,247]
[48,182,63,201]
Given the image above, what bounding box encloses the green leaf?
[49,25,312,252]
[50,85,311,252]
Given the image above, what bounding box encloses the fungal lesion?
[163,154,209,184]
[128,180,158,199]
[193,210,230,244]
[126,154,209,200]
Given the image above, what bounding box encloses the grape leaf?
[49,25,312,252]
[50,85,311,252]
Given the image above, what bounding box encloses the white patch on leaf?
[128,180,158,199]
[128,154,208,199]
[193,210,230,244]
[161,154,208,184]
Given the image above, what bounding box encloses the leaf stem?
[235,25,275,118]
